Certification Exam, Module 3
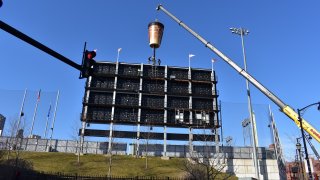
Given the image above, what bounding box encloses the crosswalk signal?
[80,50,96,78]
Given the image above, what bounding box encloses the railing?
[141,96,164,108]
[85,93,113,105]
[91,80,115,89]
[84,112,112,121]
[192,99,213,110]
[143,66,165,78]
[167,98,189,109]
[143,83,165,93]
[167,82,189,95]
[118,65,141,77]
[117,81,140,91]
[115,95,139,106]
[113,112,138,122]
[94,64,116,75]
[168,69,189,80]
[3,171,186,180]
[192,71,211,81]
[192,84,212,96]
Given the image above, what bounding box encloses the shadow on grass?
[0,158,35,179]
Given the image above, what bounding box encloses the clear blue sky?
[1,1,320,160]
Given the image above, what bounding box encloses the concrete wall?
[224,159,282,180]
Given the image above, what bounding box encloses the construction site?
[1,1,320,180]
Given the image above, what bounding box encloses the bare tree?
[182,126,234,180]
[69,118,83,142]
[141,122,156,169]
[69,118,84,164]
[0,149,4,160]
[4,117,16,159]
[5,116,19,159]
[4,115,27,169]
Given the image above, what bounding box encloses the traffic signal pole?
[0,20,82,71]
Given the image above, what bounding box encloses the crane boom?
[306,136,320,160]
[156,5,320,143]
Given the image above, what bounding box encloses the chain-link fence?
[0,136,275,159]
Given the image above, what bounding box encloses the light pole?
[296,140,305,180]
[230,27,259,179]
[297,101,320,180]
[188,54,195,69]
[211,58,215,75]
[116,48,121,63]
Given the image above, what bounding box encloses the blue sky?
[1,1,320,160]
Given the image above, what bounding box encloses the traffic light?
[80,50,96,78]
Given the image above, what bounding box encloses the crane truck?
[156,5,320,144]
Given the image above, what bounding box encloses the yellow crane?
[156,5,320,143]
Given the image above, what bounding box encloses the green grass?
[2,151,185,177]
[1,151,237,179]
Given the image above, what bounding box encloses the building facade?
[286,158,320,180]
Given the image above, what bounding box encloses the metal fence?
[0,136,126,155]
[0,136,275,159]
[1,170,185,180]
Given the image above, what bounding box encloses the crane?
[306,136,320,160]
[156,5,320,143]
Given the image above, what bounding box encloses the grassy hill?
[1,151,185,178]
[0,151,237,179]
